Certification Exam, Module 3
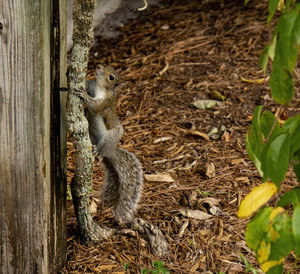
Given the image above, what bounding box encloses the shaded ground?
[64,0,300,273]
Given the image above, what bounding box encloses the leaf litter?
[64,0,300,273]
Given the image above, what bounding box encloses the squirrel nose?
[95,65,105,77]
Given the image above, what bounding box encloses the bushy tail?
[101,147,143,222]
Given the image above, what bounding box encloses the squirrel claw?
[92,145,99,156]
[73,89,86,98]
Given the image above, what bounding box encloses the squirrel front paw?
[73,89,86,98]
[92,145,99,156]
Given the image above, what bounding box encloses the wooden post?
[0,0,67,273]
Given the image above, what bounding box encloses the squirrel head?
[95,64,119,90]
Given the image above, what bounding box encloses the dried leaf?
[208,127,220,139]
[231,158,245,165]
[198,197,220,207]
[185,130,210,141]
[221,131,230,142]
[178,220,189,238]
[236,177,250,184]
[153,136,173,144]
[205,162,215,178]
[209,205,225,216]
[144,173,174,182]
[179,209,212,220]
[192,99,221,109]
[169,182,179,188]
[89,198,97,214]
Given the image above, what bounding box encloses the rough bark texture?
[132,218,170,258]
[67,0,113,242]
[0,0,67,272]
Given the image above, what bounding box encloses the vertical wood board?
[0,0,67,272]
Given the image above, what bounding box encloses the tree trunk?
[66,0,113,243]
[0,0,67,273]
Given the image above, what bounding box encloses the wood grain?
[0,0,67,272]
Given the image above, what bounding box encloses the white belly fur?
[94,87,106,100]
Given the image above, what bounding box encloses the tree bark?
[66,0,113,242]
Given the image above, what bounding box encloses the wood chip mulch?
[63,0,300,273]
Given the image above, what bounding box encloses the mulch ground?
[63,0,300,273]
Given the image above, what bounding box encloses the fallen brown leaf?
[178,209,212,220]
[144,173,174,182]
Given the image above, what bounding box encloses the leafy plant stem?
[265,105,283,144]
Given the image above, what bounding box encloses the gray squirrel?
[75,64,143,223]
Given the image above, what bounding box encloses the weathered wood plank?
[0,0,67,272]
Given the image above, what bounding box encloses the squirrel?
[75,64,143,223]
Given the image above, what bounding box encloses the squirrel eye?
[108,74,115,81]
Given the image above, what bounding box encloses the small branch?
[66,0,113,242]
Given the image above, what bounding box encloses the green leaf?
[278,187,300,208]
[285,0,292,12]
[268,34,277,62]
[267,0,281,25]
[260,45,270,73]
[240,254,261,274]
[267,213,293,261]
[246,207,272,250]
[282,114,300,155]
[152,261,165,269]
[260,111,281,140]
[262,132,290,186]
[124,263,130,271]
[246,106,265,176]
[270,4,300,104]
[265,264,283,274]
[245,0,251,4]
[292,206,300,257]
[291,6,300,45]
[293,149,300,181]
[260,34,277,73]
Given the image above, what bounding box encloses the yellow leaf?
[261,258,285,272]
[238,182,277,218]
[258,240,271,264]
[269,226,280,242]
[269,207,284,221]
[241,77,265,84]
